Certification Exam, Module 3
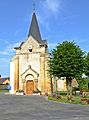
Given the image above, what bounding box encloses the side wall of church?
[14,56,19,92]
[45,53,51,94]
[9,60,15,94]
[10,56,19,94]
[39,46,51,94]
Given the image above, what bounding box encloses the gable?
[20,36,40,53]
[21,65,39,80]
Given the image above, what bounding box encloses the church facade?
[10,12,51,95]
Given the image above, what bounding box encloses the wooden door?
[26,80,34,95]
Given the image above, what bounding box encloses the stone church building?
[10,12,51,95]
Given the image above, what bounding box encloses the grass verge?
[48,95,82,104]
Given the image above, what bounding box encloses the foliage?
[49,41,85,100]
[49,41,85,78]
[59,91,67,96]
[16,89,24,93]
[0,84,9,90]
[85,52,89,77]
[33,89,41,94]
[78,77,89,91]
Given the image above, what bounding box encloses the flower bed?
[33,89,41,95]
[16,89,25,95]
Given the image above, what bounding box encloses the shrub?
[60,91,67,96]
[33,89,41,94]
[87,99,89,104]
[16,89,24,93]
[56,94,61,99]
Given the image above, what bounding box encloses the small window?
[28,45,32,52]
[29,49,32,52]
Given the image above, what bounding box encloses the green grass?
[48,95,82,104]
[0,90,9,93]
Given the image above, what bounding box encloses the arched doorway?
[26,75,34,95]
[26,80,34,94]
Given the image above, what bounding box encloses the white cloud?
[0,42,21,55]
[37,0,61,31]
[42,0,60,15]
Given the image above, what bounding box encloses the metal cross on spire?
[33,0,36,12]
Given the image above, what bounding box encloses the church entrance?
[26,80,34,95]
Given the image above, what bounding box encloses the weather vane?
[33,0,36,12]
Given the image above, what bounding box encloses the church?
[10,12,51,95]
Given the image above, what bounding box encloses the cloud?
[38,0,61,31]
[0,41,21,55]
[42,0,60,15]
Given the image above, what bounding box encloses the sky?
[0,0,89,77]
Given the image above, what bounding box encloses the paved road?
[0,95,89,120]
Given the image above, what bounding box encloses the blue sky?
[0,0,89,77]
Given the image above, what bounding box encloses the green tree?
[78,77,89,91]
[49,41,85,100]
[85,52,89,77]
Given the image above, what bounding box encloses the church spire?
[28,12,42,42]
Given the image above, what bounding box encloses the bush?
[16,89,24,93]
[60,91,67,96]
[33,89,41,94]
[56,94,61,99]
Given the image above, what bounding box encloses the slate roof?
[14,12,47,50]
[28,12,42,43]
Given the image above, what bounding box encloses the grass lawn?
[0,90,9,93]
[48,95,82,104]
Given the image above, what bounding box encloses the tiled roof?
[0,77,10,84]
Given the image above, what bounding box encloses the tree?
[49,41,85,100]
[78,77,89,91]
[85,52,89,77]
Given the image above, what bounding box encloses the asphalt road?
[0,95,89,120]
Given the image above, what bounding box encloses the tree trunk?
[50,76,53,95]
[56,79,58,94]
[66,77,72,101]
